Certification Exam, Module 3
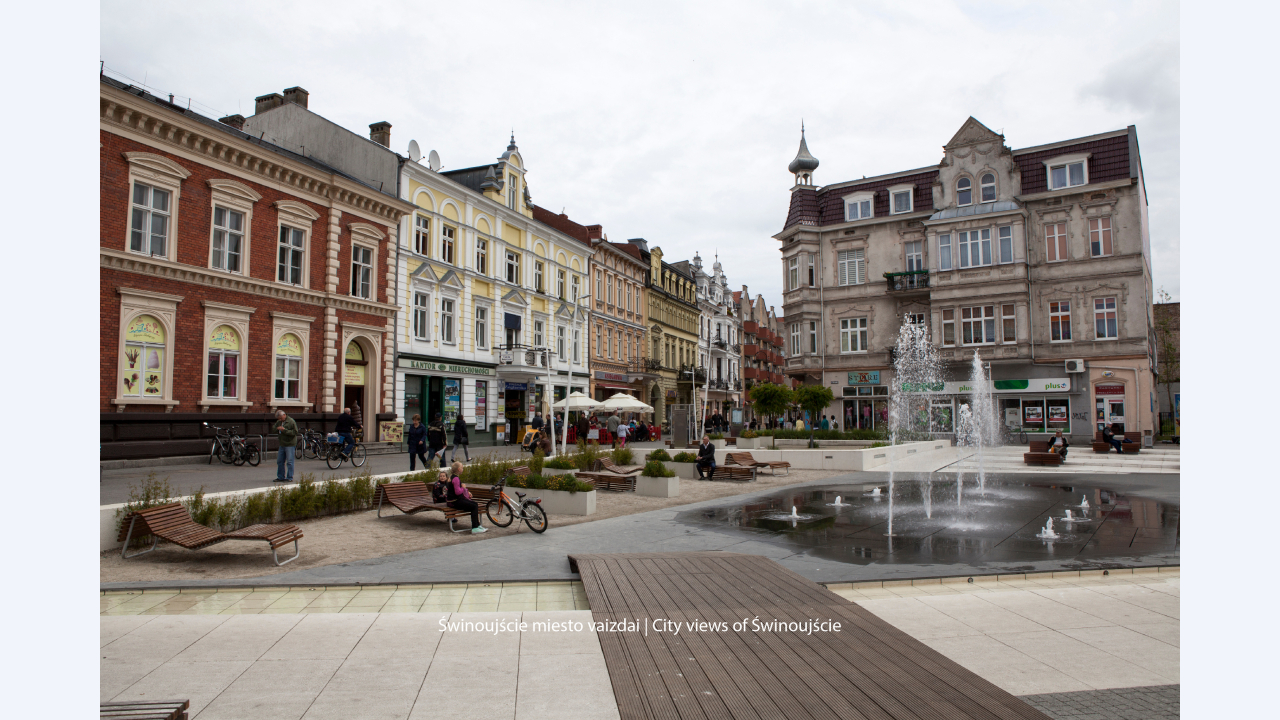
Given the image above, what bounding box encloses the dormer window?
[956,177,972,206]
[1044,153,1091,190]
[980,173,996,202]
[889,184,914,215]
[844,193,873,221]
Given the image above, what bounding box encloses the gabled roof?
[531,205,593,244]
[946,117,1004,149]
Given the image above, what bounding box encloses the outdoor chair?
[118,503,303,566]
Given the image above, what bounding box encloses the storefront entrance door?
[1107,399,1126,434]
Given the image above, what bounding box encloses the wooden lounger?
[376,479,506,532]
[725,451,791,475]
[592,458,641,476]
[100,699,189,719]
[118,504,302,566]
[578,472,636,492]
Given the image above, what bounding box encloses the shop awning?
[595,382,633,391]
[504,313,522,330]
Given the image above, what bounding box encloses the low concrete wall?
[636,475,680,498]
[735,436,882,450]
[715,440,949,472]
[663,461,698,479]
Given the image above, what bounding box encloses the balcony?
[885,270,930,292]
[628,357,663,376]
[497,344,550,368]
[677,363,707,383]
[731,343,741,354]
[743,367,760,380]
[743,320,759,334]
[743,343,759,357]
[712,337,727,351]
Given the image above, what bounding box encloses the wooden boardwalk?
[569,552,1049,720]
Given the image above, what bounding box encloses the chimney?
[255,93,284,115]
[218,114,246,131]
[369,121,391,147]
[586,225,604,240]
[283,86,309,109]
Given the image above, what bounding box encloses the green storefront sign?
[900,378,1071,394]
[398,357,495,376]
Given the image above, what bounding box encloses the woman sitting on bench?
[1048,430,1069,460]
[445,463,486,534]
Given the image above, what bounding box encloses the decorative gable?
[945,117,1004,149]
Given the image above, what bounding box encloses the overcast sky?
[101,0,1179,310]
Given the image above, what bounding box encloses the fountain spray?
[887,314,943,536]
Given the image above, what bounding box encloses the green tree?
[794,384,835,448]
[748,383,793,426]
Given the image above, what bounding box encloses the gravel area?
[101,468,839,584]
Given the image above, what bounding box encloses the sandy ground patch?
[102,468,843,584]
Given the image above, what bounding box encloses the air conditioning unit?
[1065,359,1085,373]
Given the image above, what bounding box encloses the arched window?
[122,315,166,398]
[206,325,241,399]
[956,177,972,206]
[275,333,303,400]
[980,173,996,203]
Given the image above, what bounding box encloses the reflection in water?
[684,474,1179,569]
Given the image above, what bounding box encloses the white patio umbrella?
[600,392,654,413]
[552,391,601,410]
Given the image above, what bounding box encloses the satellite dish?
[407,139,421,163]
[428,149,441,172]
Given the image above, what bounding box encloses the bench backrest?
[466,485,498,502]
[725,452,757,465]
[377,481,432,502]
[1028,441,1051,453]
[117,502,198,542]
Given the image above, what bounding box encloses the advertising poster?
[443,379,460,424]
[1005,408,1020,427]
[1024,405,1043,424]
[476,381,488,431]
[379,421,404,443]
[1174,393,1180,438]
[1048,404,1068,422]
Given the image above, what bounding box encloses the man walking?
[274,409,298,483]
[427,413,447,464]
[607,412,620,446]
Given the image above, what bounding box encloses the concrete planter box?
[519,486,595,516]
[710,439,728,448]
[636,474,680,498]
[712,440,950,472]
[663,461,698,479]
[538,466,580,476]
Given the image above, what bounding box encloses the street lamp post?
[562,292,590,456]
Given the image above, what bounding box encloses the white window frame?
[808,321,818,354]
[557,326,566,361]
[413,292,430,340]
[475,305,489,350]
[1049,300,1072,343]
[980,173,997,203]
[961,305,997,346]
[889,183,914,215]
[205,325,243,400]
[274,201,318,289]
[843,192,874,221]
[506,251,520,285]
[507,174,518,210]
[440,225,456,265]
[413,215,430,256]
[476,238,488,274]
[840,317,868,353]
[571,275,580,302]
[807,253,816,287]
[941,309,955,346]
[533,319,545,347]
[1094,297,1118,340]
[596,325,603,357]
[123,152,189,263]
[557,268,566,299]
[210,205,246,274]
[956,176,973,207]
[1001,303,1016,343]
[607,274,614,305]
[1089,217,1113,258]
[533,260,543,293]
[206,180,258,276]
[998,226,1013,264]
[1043,153,1091,190]
[440,297,456,345]
[351,243,373,299]
[957,230,992,268]
[937,233,953,271]
[789,322,801,356]
[270,315,312,408]
[905,241,923,272]
[1045,222,1068,263]
[199,302,254,410]
[277,224,307,287]
[837,248,866,286]
[573,329,581,364]
[787,256,799,290]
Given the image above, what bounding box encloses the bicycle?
[484,472,549,533]
[229,431,261,467]
[325,434,367,469]
[296,429,326,460]
[204,423,235,464]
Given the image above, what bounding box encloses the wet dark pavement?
[103,471,1179,590]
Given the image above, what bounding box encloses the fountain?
[1079,495,1090,510]
[1061,509,1093,525]
[1036,517,1059,539]
[887,315,944,536]
[924,473,933,519]
[790,506,799,519]
[830,496,846,508]
[967,350,997,492]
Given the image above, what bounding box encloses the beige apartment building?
[736,288,789,425]
[586,235,650,402]
[777,118,1157,444]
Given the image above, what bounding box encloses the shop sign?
[901,378,1072,394]
[504,382,528,391]
[1095,384,1126,396]
[847,371,880,385]
[398,357,495,376]
[595,370,630,383]
[379,421,403,443]
[344,363,365,386]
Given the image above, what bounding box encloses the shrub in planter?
[646,448,672,462]
[544,455,576,470]
[573,441,605,470]
[530,448,545,475]
[707,432,725,440]
[741,429,757,438]
[610,446,635,465]
[671,451,698,463]
[642,460,676,477]
[507,472,595,494]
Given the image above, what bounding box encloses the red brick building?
[100,76,412,458]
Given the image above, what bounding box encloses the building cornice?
[101,83,412,226]
[101,248,398,318]
[1015,178,1134,204]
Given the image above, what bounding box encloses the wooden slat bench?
[707,464,757,482]
[100,699,189,719]
[1093,431,1142,453]
[118,504,302,566]
[592,458,642,476]
[578,472,635,492]
[376,470,520,532]
[1023,440,1064,466]
[725,451,791,475]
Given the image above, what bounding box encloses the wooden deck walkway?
[569,552,1049,720]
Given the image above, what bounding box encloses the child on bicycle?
[445,462,485,534]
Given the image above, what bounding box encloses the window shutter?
[837,251,848,286]
[854,248,866,285]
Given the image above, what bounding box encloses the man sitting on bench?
[696,434,716,480]
[1048,430,1069,460]
[1102,425,1126,454]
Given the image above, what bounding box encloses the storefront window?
[206,326,241,399]
[930,399,954,433]
[122,315,165,398]
[274,333,302,400]
[1000,398,1021,430]
[1047,399,1070,430]
[1022,398,1046,432]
